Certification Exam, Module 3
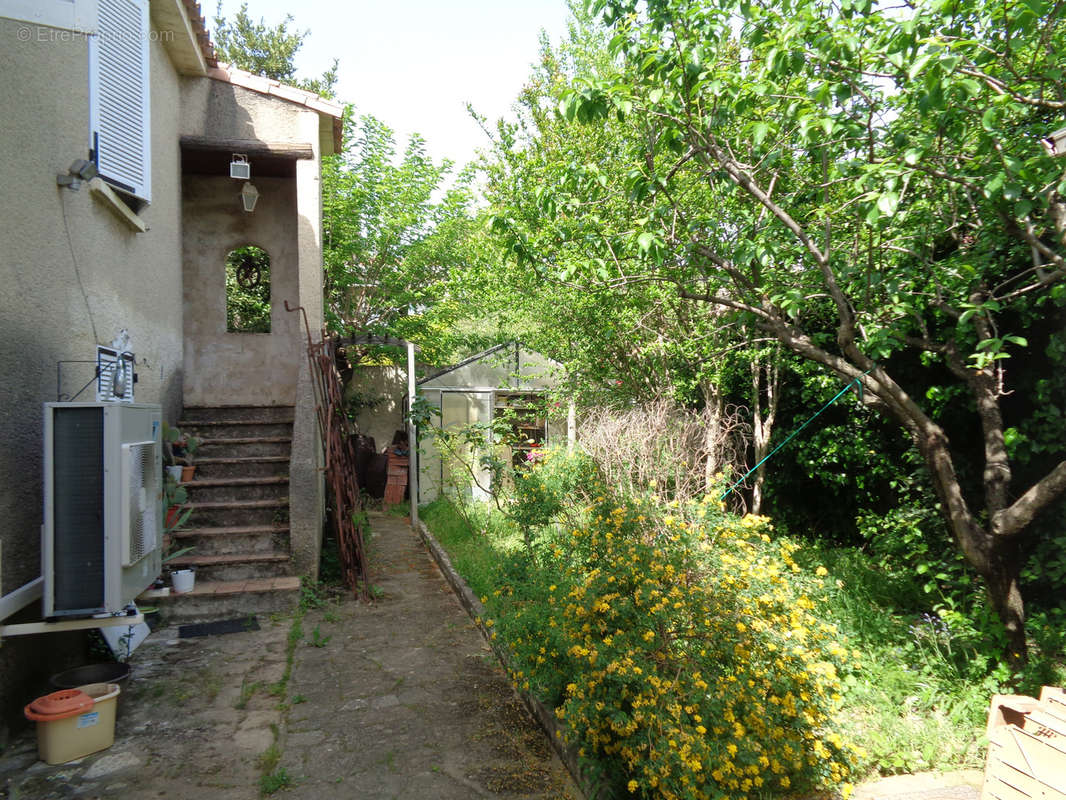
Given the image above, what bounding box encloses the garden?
[419,413,1065,799]
[213,0,1066,793]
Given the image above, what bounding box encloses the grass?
[420,498,525,600]
[422,494,1066,784]
[235,680,261,710]
[259,767,292,795]
[386,500,411,517]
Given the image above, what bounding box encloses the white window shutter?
[89,0,151,202]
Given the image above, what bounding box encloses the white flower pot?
[165,466,183,483]
[171,569,196,594]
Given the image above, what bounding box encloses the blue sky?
[211,1,574,171]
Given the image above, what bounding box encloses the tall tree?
[212,2,338,97]
[323,112,476,364]
[488,0,1066,659]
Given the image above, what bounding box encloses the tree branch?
[993,460,1066,537]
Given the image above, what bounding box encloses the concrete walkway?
[0,513,576,799]
[279,514,578,798]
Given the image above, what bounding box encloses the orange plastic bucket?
[24,683,119,764]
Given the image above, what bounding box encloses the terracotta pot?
[181,465,196,482]
[166,506,181,529]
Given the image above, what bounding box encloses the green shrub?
[485,494,861,799]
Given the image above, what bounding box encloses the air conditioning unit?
[42,402,163,618]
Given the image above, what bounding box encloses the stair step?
[198,438,293,459]
[184,477,289,488]
[197,456,289,465]
[173,524,290,538]
[187,499,288,510]
[171,524,289,555]
[155,576,301,623]
[180,419,294,427]
[199,437,292,445]
[184,423,294,441]
[169,553,289,567]
[167,552,291,581]
[181,499,288,529]
[183,576,300,595]
[181,406,295,423]
[196,457,289,479]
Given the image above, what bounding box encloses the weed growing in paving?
[258,741,281,774]
[235,680,261,710]
[253,577,328,794]
[308,626,331,648]
[259,767,291,795]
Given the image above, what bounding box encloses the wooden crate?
[982,686,1066,800]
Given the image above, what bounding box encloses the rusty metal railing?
[285,301,371,600]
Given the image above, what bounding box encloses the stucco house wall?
[0,12,186,740]
[0,2,335,739]
[178,75,329,577]
[181,174,301,405]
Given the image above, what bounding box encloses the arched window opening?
[225,245,271,333]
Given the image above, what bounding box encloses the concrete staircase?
[156,406,302,621]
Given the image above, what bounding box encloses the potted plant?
[161,422,183,483]
[163,423,202,482]
[158,474,196,593]
[162,471,193,535]
[176,433,201,482]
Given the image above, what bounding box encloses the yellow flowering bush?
[488,489,860,799]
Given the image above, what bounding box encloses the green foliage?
[225,246,271,333]
[427,455,863,797]
[213,2,337,97]
[307,625,331,648]
[259,766,292,795]
[477,0,1066,659]
[322,113,477,364]
[510,447,601,532]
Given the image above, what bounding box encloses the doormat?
[178,617,260,638]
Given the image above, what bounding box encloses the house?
[0,0,338,740]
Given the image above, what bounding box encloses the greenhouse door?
[440,391,493,502]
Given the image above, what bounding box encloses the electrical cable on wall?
[59,189,99,345]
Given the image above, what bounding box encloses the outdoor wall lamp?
[230,153,251,179]
[240,181,259,213]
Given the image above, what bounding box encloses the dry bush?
[578,397,750,505]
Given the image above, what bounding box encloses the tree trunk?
[750,349,779,516]
[984,537,1028,668]
[912,421,1032,664]
[702,384,724,494]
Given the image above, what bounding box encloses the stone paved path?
[0,513,577,799]
[280,513,578,799]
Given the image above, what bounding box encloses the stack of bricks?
[383,451,409,508]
